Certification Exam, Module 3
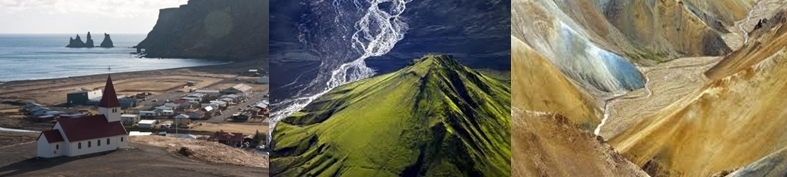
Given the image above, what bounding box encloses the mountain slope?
[512,36,647,176]
[681,0,754,31]
[512,0,739,94]
[270,55,510,176]
[512,111,649,177]
[511,36,601,129]
[601,0,732,57]
[609,11,787,176]
[706,11,787,80]
[728,147,787,177]
[512,0,646,94]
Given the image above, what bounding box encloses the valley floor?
[599,56,721,138]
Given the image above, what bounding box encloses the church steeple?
[98,74,121,122]
[98,75,120,108]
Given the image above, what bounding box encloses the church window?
[88,141,91,148]
[56,144,59,150]
[107,138,110,145]
[78,143,82,149]
[98,140,101,146]
[121,137,124,142]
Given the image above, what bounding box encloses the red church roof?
[98,75,121,108]
[57,115,127,142]
[40,130,65,143]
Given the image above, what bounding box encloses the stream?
[740,0,765,44]
[594,57,721,137]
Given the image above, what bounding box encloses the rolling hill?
[270,55,510,176]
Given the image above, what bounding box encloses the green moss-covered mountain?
[271,55,511,176]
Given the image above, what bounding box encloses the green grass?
[271,55,511,177]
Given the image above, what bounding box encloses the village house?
[174,114,191,126]
[161,110,175,117]
[218,132,244,147]
[137,120,157,129]
[209,100,227,108]
[181,96,201,102]
[66,89,103,105]
[120,114,140,126]
[220,94,241,103]
[87,95,137,108]
[36,75,128,158]
[129,131,153,136]
[220,84,253,96]
[220,98,235,105]
[202,105,215,113]
[139,111,157,118]
[194,89,221,97]
[186,110,206,119]
[186,93,205,99]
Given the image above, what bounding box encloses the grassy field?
[271,55,511,176]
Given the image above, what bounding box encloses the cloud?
[0,0,187,17]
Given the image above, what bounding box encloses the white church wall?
[36,136,52,158]
[50,142,65,157]
[67,135,126,157]
[98,107,121,122]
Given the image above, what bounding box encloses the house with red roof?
[218,132,244,147]
[36,75,129,158]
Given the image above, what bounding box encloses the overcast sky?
[0,0,188,34]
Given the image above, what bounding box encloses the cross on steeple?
[107,66,112,73]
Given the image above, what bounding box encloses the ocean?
[0,34,228,82]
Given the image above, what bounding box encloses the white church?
[36,75,129,158]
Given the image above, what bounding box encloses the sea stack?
[66,32,100,48]
[67,34,86,47]
[85,32,94,47]
[100,33,114,48]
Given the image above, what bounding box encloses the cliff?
[136,0,268,61]
[100,33,114,48]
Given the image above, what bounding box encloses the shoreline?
[0,60,256,86]
[0,59,265,106]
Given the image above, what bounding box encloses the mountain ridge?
[271,55,510,176]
